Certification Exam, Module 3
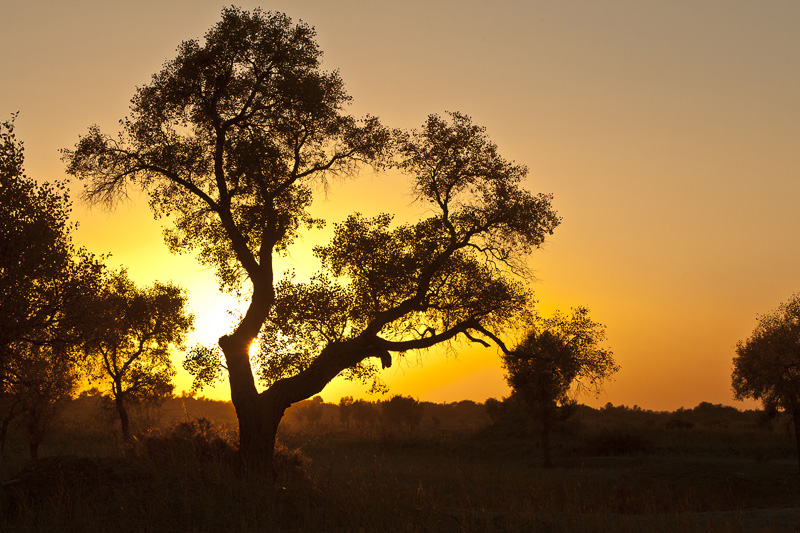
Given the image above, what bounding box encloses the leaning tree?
[64,7,559,468]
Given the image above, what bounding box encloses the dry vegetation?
[2,395,799,532]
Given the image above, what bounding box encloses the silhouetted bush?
[134,417,308,481]
[485,397,504,423]
[273,440,308,479]
[666,418,695,430]
[140,417,236,464]
[381,395,424,432]
[583,426,654,456]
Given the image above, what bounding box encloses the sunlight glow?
[248,340,259,360]
[4,0,795,410]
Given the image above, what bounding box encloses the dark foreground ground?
[2,401,800,531]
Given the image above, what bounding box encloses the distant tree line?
[281,395,492,433]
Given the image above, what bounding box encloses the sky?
[2,0,798,410]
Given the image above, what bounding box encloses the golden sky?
[2,0,798,410]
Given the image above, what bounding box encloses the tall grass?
[2,406,799,531]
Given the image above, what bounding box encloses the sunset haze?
[2,0,798,411]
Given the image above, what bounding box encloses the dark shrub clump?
[140,417,237,465]
[583,426,654,456]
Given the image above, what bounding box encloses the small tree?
[297,395,324,427]
[351,399,377,428]
[8,344,78,458]
[1,114,102,406]
[733,294,800,475]
[381,395,424,432]
[339,395,354,427]
[82,270,194,440]
[484,397,504,424]
[502,306,618,467]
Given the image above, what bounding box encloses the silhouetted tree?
[502,306,617,467]
[1,114,103,389]
[351,399,377,428]
[296,395,324,427]
[484,397,504,423]
[0,114,103,458]
[0,344,79,458]
[733,294,800,475]
[64,7,559,468]
[381,395,424,432]
[339,395,354,427]
[82,270,194,440]
[8,344,78,458]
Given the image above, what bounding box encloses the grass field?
[2,400,800,531]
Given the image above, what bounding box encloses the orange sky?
[2,1,798,410]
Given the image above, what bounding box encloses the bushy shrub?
[139,418,236,464]
[136,418,308,481]
[273,440,308,478]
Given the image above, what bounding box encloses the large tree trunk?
[221,332,380,473]
[218,281,282,470]
[220,330,283,472]
[236,392,285,471]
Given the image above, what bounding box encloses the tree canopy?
[64,7,391,296]
[251,111,559,391]
[733,294,800,412]
[1,114,103,360]
[504,307,618,408]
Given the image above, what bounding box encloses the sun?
[248,340,259,359]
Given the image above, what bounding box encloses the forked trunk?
[222,334,371,474]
